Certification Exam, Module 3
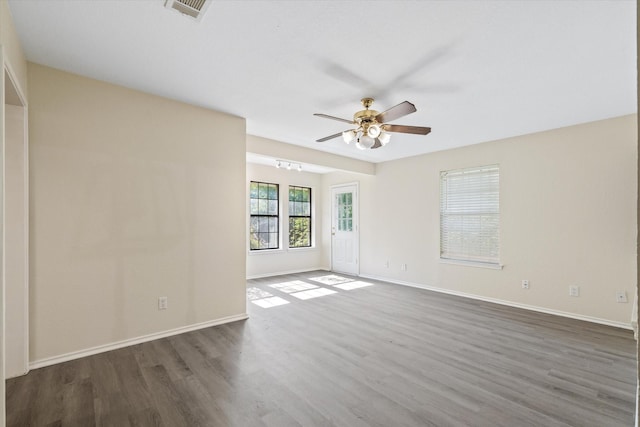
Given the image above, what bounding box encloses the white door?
[331,183,359,275]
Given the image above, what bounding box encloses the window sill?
[287,246,317,253]
[248,249,284,256]
[248,247,318,255]
[439,258,503,270]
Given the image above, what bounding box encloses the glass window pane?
[347,220,352,231]
[258,199,268,214]
[289,217,310,247]
[258,183,268,199]
[258,216,268,232]
[258,233,269,249]
[250,232,260,250]
[288,186,312,248]
[269,200,278,215]
[269,233,278,249]
[268,184,278,200]
[250,181,280,251]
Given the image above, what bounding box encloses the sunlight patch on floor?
[308,274,353,286]
[290,287,338,300]
[269,280,318,293]
[247,287,274,301]
[251,296,290,308]
[334,281,374,291]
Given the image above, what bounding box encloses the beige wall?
[246,163,324,277]
[0,3,28,424]
[1,0,27,97]
[28,64,247,363]
[323,115,637,326]
[247,134,375,175]
[5,104,26,378]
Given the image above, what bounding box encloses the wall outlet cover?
[616,291,628,303]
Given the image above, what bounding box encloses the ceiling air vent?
[165,0,211,21]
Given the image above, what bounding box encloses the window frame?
[288,185,312,249]
[439,164,501,268]
[249,181,280,251]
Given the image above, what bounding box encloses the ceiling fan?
[314,98,431,150]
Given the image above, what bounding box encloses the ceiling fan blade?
[313,113,355,125]
[375,101,417,124]
[316,132,344,142]
[324,61,374,90]
[372,138,382,149]
[384,124,432,135]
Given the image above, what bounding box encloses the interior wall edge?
[359,274,634,331]
[26,313,249,372]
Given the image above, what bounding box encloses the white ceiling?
[8,0,637,164]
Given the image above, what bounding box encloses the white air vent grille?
[165,0,211,21]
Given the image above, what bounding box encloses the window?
[289,186,311,248]
[250,181,279,250]
[440,165,500,265]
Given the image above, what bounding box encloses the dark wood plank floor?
[7,271,637,426]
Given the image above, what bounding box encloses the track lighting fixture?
[275,160,302,172]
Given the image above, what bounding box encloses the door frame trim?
[3,57,29,378]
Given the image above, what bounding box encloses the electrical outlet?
[616,291,628,303]
[158,296,168,310]
[401,264,407,271]
[384,260,389,268]
[569,285,579,297]
[521,280,529,290]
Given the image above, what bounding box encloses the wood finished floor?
[6,271,637,426]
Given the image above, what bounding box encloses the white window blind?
[440,164,500,265]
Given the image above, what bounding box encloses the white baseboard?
[359,274,633,331]
[29,313,249,371]
[247,267,327,280]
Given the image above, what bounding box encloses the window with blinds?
[440,164,500,265]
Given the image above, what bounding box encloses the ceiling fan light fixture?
[357,135,375,150]
[367,124,381,138]
[378,131,391,146]
[342,130,356,144]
